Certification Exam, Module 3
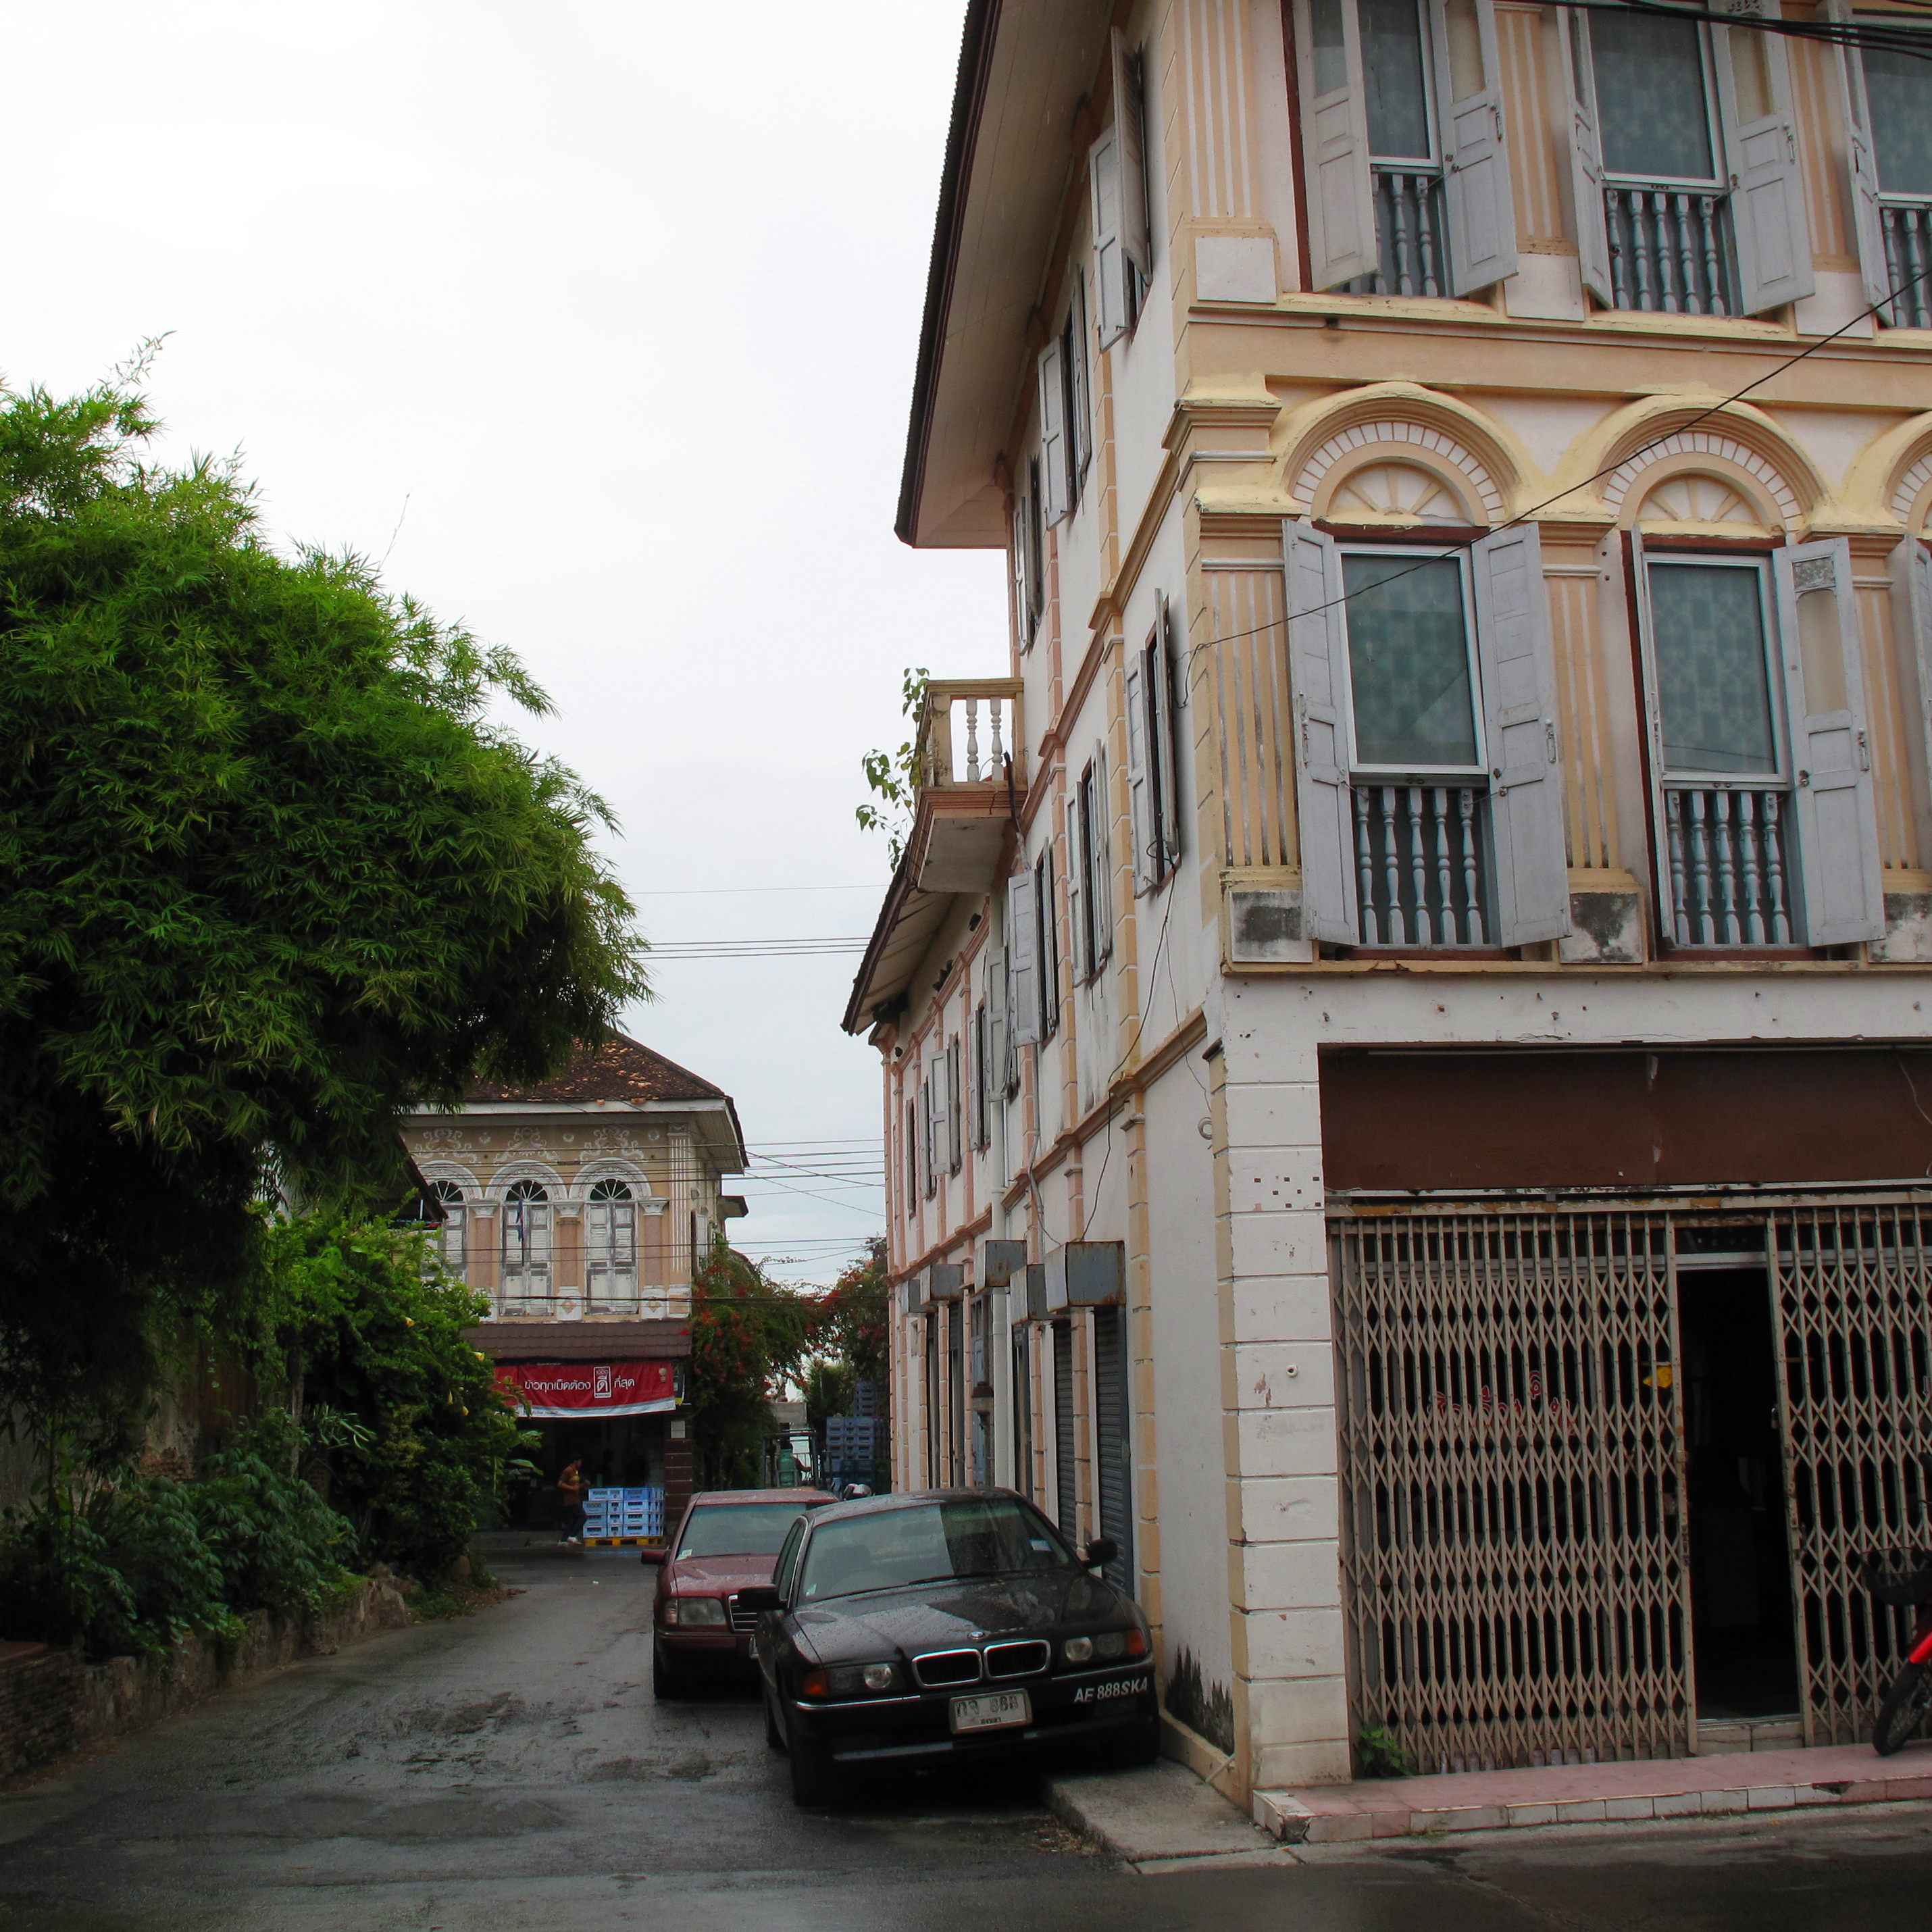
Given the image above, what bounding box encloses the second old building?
[844,1,1932,1806]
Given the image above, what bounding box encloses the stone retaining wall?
[0,1574,411,1783]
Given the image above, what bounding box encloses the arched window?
[431,1180,467,1276]
[586,1178,637,1311]
[501,1180,551,1303]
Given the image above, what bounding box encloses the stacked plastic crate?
[581,1486,665,1543]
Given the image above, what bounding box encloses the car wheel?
[763,1681,785,1752]
[652,1644,683,1701]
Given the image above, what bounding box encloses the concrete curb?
[1044,1757,1295,1871]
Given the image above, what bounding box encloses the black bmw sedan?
[742,1488,1157,1805]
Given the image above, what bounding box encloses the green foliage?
[262,1213,538,1581]
[809,1236,890,1394]
[1355,1725,1415,1779]
[687,1240,811,1490]
[0,374,649,1442]
[0,1419,353,1660]
[854,667,928,866]
[801,1358,855,1438]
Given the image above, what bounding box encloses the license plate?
[949,1689,1031,1733]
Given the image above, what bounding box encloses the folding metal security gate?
[1092,1306,1134,1592]
[1336,1197,1932,1770]
[1334,1210,1694,1772]
[1052,1318,1077,1540]
[1774,1202,1932,1745]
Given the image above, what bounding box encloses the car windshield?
[798,1498,1073,1601]
[677,1503,809,1558]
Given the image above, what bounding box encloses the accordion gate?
[1336,1199,1932,1771]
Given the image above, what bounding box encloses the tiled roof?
[467,1033,727,1107]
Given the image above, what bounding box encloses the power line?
[636,884,890,896]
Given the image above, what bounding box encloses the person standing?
[556,1458,586,1544]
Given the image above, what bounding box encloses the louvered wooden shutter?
[1827,0,1891,312]
[1896,539,1932,857]
[1092,742,1113,966]
[1012,498,1031,650]
[1066,784,1086,981]
[1092,1305,1132,1590]
[1090,128,1129,348]
[1283,519,1360,943]
[946,1037,963,1173]
[1294,0,1377,290]
[1113,28,1150,282]
[1007,875,1039,1046]
[1038,340,1069,526]
[1473,525,1571,944]
[1036,849,1059,1038]
[988,945,1011,1095]
[1557,10,1613,307]
[1775,538,1884,944]
[1429,0,1518,295]
[1125,645,1153,894]
[921,1071,937,1197]
[1716,2,1814,313]
[1068,275,1093,486]
[1152,594,1181,875]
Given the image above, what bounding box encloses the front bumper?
[790,1663,1156,1766]
[657,1625,754,1662]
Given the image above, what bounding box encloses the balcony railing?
[1352,783,1491,948]
[1345,167,1447,298]
[1881,203,1932,329]
[918,678,1024,788]
[1663,785,1793,947]
[492,1290,688,1321]
[1605,184,1737,316]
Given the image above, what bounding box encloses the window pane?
[1864,39,1932,196]
[1648,563,1778,775]
[1590,13,1714,180]
[1361,0,1431,161]
[1311,0,1348,96]
[1342,555,1479,767]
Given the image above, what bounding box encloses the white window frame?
[1034,848,1061,1042]
[430,1180,467,1277]
[1074,753,1113,980]
[501,1181,552,1303]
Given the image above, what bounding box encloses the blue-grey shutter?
[1294,0,1377,290]
[1827,0,1891,312]
[1012,499,1032,651]
[1898,539,1932,850]
[1090,128,1129,348]
[988,946,1011,1096]
[1283,519,1359,943]
[1067,275,1093,486]
[1124,644,1154,895]
[1473,524,1571,944]
[1038,340,1069,526]
[1113,28,1150,283]
[1558,10,1613,307]
[1092,741,1113,966]
[946,1037,963,1173]
[1153,594,1181,874]
[1716,3,1814,314]
[1429,0,1518,295]
[1775,538,1884,944]
[1066,780,1086,979]
[1007,874,1039,1047]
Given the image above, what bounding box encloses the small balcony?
[1344,167,1448,299]
[1352,782,1492,948]
[1881,203,1932,329]
[1604,184,1738,316]
[909,678,1025,895]
[1662,784,1794,948]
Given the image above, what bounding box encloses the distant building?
[402,1034,748,1533]
[850,0,1932,1806]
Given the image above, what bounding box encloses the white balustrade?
[1352,784,1490,948]
[919,680,1024,788]
[1663,786,1792,947]
[1346,168,1446,299]
[1605,186,1736,316]
[1881,204,1932,329]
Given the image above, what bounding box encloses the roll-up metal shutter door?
[923,1313,940,1490]
[1092,1304,1133,1592]
[946,1302,964,1488]
[1052,1318,1077,1540]
[1012,1325,1033,1501]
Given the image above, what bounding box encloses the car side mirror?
[638,1546,667,1565]
[1082,1537,1118,1569]
[735,1585,782,1612]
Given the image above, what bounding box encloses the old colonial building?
[848,0,1932,1809]
[402,1034,747,1531]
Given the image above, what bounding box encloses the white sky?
[1,1,1008,1283]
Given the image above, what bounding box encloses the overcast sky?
[1,1,1006,1281]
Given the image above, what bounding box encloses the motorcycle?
[1866,1552,1932,1756]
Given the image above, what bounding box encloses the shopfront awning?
[495,1359,676,1421]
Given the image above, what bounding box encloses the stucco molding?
[1273,383,1537,522]
[415,1157,482,1200]
[1558,397,1825,531]
[1829,411,1932,535]
[572,1153,658,1200]
[484,1158,567,1199]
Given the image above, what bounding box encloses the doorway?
[1677,1267,1798,1721]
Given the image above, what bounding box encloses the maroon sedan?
[649,1488,833,1697]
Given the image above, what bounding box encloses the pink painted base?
[1257,1739,1932,1843]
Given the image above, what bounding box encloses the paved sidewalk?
[1044,1760,1293,1873]
[1256,1739,1932,1843]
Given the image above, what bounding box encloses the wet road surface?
[3,1535,1930,1930]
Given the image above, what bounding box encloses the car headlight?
[1065,1627,1148,1664]
[815,1661,900,1696]
[1063,1635,1093,1663]
[666,1597,727,1627]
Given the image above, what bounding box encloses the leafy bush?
[0,1421,352,1658]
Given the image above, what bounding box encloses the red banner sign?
[494,1360,676,1420]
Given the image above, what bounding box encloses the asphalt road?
[3,1536,1930,1931]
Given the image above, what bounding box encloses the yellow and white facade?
[849,0,1932,1807]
